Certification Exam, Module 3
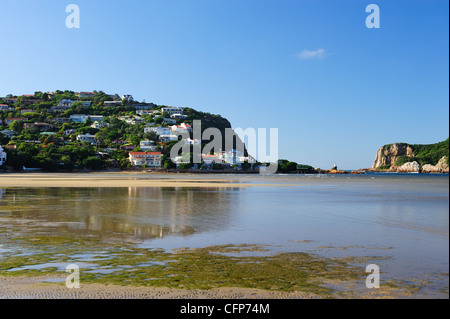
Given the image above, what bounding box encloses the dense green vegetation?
[410,138,449,165]
[277,159,298,172]
[392,139,449,166]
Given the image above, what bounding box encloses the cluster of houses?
[1,93,255,171]
[128,106,253,169]
[145,122,194,143]
[128,106,189,168]
[127,148,252,170]
[0,114,107,141]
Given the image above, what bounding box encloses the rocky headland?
[371,139,449,173]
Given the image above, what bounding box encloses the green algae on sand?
[0,235,368,297]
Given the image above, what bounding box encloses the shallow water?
[0,173,448,297]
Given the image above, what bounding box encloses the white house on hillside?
[76,92,96,98]
[140,140,157,151]
[159,135,179,142]
[184,138,201,146]
[91,121,109,129]
[1,130,17,138]
[77,134,97,144]
[103,101,123,108]
[136,110,157,116]
[89,115,104,122]
[170,123,192,135]
[145,127,171,136]
[64,129,76,136]
[161,106,184,115]
[201,154,223,165]
[121,95,134,102]
[70,114,89,123]
[134,103,156,110]
[58,99,76,108]
[170,113,188,119]
[162,118,177,125]
[129,152,162,167]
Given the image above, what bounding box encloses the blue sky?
[0,0,448,169]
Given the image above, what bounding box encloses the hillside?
[0,90,246,171]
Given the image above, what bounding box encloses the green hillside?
[0,90,245,171]
[394,138,449,166]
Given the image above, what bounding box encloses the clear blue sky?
[0,0,448,169]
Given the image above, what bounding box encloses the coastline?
[0,171,448,189]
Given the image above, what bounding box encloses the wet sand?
[0,173,266,188]
[0,275,315,299]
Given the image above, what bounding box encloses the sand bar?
[0,173,281,188]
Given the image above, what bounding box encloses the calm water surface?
[0,173,448,296]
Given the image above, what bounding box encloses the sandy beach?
[0,173,272,188]
[0,275,314,299]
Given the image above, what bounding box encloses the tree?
[60,155,75,172]
[130,135,140,146]
[4,148,28,170]
[0,132,8,145]
[278,159,298,172]
[161,155,176,169]
[76,127,99,135]
[241,160,252,171]
[143,131,158,141]
[38,156,58,172]
[81,156,105,170]
[9,120,23,133]
[178,163,192,169]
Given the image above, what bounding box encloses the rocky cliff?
[372,143,414,168]
[372,139,449,173]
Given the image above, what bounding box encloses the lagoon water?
[0,173,448,297]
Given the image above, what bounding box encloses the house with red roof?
[3,98,18,104]
[170,123,192,134]
[0,104,14,111]
[201,154,223,164]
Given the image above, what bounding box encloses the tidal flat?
[0,173,448,298]
[0,234,422,299]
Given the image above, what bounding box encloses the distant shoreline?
[1,168,448,175]
[0,171,447,189]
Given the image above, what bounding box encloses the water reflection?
[0,187,241,240]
